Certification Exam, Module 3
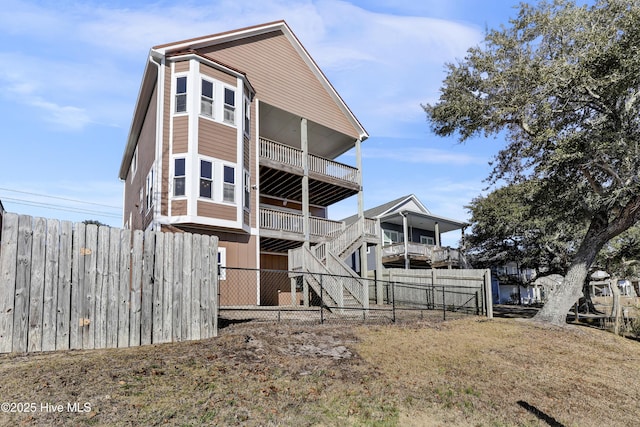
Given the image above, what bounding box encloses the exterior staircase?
[288,218,377,312]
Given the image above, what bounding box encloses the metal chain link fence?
[218,267,487,326]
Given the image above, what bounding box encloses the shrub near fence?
[0,213,219,354]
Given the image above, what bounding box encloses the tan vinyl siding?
[199,62,236,86]
[174,60,190,73]
[198,118,236,162]
[219,235,258,305]
[124,85,158,231]
[197,201,236,221]
[171,199,187,216]
[244,210,250,226]
[243,135,250,170]
[172,115,189,153]
[199,31,359,140]
[161,64,171,216]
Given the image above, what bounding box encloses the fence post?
[391,281,396,323]
[475,291,480,316]
[320,274,324,324]
[484,269,493,319]
[442,287,446,321]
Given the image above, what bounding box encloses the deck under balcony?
[259,138,360,206]
[259,208,378,253]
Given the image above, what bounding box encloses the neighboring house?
[118,21,370,306]
[491,262,540,304]
[344,195,468,274]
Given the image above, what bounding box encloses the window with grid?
[174,158,186,197]
[223,165,235,202]
[200,160,213,199]
[223,88,235,124]
[201,79,213,117]
[175,76,187,113]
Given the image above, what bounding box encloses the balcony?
[259,138,360,206]
[259,208,344,243]
[382,242,464,268]
[259,208,379,253]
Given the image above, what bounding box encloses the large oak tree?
[425,0,640,324]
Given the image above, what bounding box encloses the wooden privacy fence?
[384,268,493,318]
[0,213,218,353]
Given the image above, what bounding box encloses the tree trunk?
[534,253,594,325]
[534,222,607,325]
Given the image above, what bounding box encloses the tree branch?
[579,166,605,196]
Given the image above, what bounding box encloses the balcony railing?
[260,137,360,186]
[382,242,434,259]
[260,208,303,234]
[381,242,463,266]
[259,138,302,169]
[260,208,344,238]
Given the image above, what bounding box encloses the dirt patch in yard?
[0,317,638,426]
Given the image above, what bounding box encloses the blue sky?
[0,0,521,246]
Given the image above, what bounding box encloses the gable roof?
[344,194,467,233]
[119,20,368,180]
[155,20,367,140]
[344,194,430,224]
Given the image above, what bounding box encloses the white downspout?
[149,53,164,231]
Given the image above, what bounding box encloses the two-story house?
[343,195,468,274]
[118,21,372,306]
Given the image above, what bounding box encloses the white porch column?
[301,118,310,249]
[356,137,369,309]
[401,212,409,270]
[376,219,384,304]
[435,221,440,247]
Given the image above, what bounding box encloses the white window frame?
[200,159,214,200]
[243,170,250,211]
[223,87,236,125]
[145,167,154,212]
[174,75,188,114]
[130,146,138,181]
[218,247,226,280]
[243,95,251,137]
[173,157,186,198]
[383,230,403,245]
[420,235,435,245]
[223,165,235,203]
[200,78,214,118]
[139,188,144,213]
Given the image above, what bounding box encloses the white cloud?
[0,0,484,136]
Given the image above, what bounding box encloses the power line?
[2,197,122,219]
[0,187,121,210]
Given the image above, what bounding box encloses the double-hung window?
[175,76,187,113]
[223,165,235,203]
[174,158,186,197]
[201,79,213,117]
[223,88,235,124]
[200,160,213,199]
